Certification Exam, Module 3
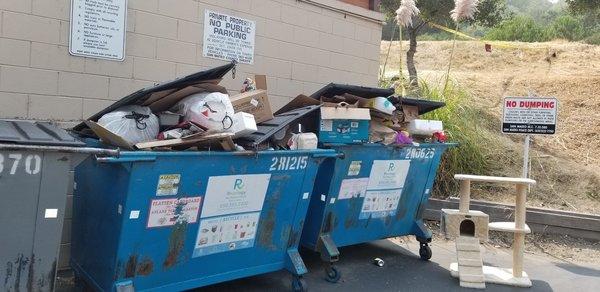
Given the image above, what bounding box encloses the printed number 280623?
[269,156,308,171]
[0,153,42,175]
[404,147,436,160]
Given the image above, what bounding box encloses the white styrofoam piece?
[408,119,443,136]
[230,112,257,138]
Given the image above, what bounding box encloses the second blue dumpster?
[300,84,456,282]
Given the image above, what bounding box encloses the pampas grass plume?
[450,0,479,22]
[395,0,420,27]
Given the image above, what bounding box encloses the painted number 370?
[0,153,42,175]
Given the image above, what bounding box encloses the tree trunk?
[406,27,418,89]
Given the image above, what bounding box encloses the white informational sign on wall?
[203,10,256,64]
[69,0,127,61]
[502,97,558,135]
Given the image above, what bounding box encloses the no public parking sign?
[502,97,558,135]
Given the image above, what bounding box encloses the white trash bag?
[97,105,159,145]
[175,92,234,131]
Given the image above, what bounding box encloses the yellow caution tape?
[428,22,478,41]
[427,22,547,50]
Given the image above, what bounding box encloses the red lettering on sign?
[518,101,555,109]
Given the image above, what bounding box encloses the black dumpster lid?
[0,120,85,146]
[72,61,236,132]
[400,97,446,115]
[310,83,395,99]
[236,105,322,148]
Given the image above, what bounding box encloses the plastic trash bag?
[175,92,234,131]
[97,105,159,145]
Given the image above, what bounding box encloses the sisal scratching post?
[449,175,536,288]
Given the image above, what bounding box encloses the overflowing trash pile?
[72,62,447,151]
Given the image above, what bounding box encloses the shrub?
[584,30,600,45]
[485,16,551,42]
[550,15,585,41]
[419,80,493,196]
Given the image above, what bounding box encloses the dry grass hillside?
[381,40,600,214]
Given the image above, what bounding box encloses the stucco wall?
[0,0,383,270]
[0,0,383,122]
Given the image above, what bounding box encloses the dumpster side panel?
[301,157,336,249]
[0,150,43,292]
[412,144,449,238]
[71,157,130,291]
[31,152,72,291]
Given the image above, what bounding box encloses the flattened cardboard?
[275,94,321,115]
[402,105,419,122]
[254,75,267,90]
[85,120,135,150]
[148,83,228,112]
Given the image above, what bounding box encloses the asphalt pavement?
[197,237,600,292]
[58,236,599,291]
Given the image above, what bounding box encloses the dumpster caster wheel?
[419,244,432,261]
[292,276,308,292]
[325,265,341,283]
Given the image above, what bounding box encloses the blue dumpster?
[300,84,455,282]
[71,149,336,291]
[300,143,454,281]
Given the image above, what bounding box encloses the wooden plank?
[454,198,600,220]
[135,132,234,149]
[454,174,536,185]
[452,198,600,232]
[425,198,600,241]
[430,198,600,232]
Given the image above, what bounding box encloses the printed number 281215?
[269,156,308,171]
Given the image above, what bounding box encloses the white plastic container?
[408,119,444,136]
[230,112,257,137]
[288,133,318,150]
[362,97,396,115]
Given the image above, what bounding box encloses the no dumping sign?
[502,97,558,135]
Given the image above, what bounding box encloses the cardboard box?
[319,105,370,144]
[229,75,273,123]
